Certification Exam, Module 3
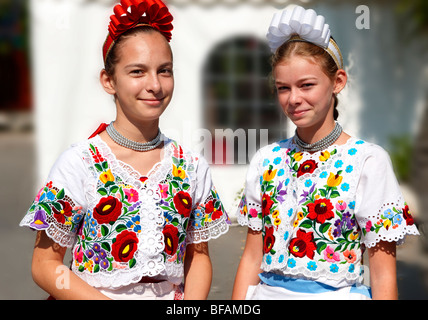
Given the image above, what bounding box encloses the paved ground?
[1,131,428,300]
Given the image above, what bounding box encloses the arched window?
[203,36,287,165]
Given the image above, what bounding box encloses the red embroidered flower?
[307,198,334,224]
[173,191,192,218]
[402,204,414,226]
[111,230,139,263]
[262,193,274,217]
[93,196,122,224]
[205,200,223,221]
[263,226,276,254]
[297,160,318,177]
[288,229,317,259]
[163,224,179,256]
[90,146,105,163]
[52,200,73,224]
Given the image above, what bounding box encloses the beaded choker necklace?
[294,122,342,152]
[106,122,162,152]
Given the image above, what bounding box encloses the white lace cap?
[267,5,343,69]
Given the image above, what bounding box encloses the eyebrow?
[124,62,173,69]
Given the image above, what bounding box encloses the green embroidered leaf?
[300,219,313,229]
[171,181,179,189]
[129,258,136,269]
[51,202,62,211]
[94,264,100,273]
[316,242,327,255]
[182,183,190,190]
[101,225,109,237]
[319,189,327,197]
[101,242,111,252]
[95,163,103,172]
[102,161,109,170]
[319,222,331,234]
[110,186,119,194]
[56,188,65,200]
[330,149,337,155]
[97,188,108,196]
[115,224,127,233]
[39,203,51,215]
[78,265,85,272]
[179,234,186,244]
[105,181,115,188]
[330,191,340,198]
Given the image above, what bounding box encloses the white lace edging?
[19,217,76,248]
[186,214,230,244]
[362,224,420,248]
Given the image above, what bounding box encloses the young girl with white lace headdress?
[232,5,419,300]
[20,0,230,300]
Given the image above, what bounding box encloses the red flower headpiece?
[103,0,173,63]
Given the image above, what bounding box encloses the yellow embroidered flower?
[172,164,186,179]
[383,219,392,230]
[293,219,300,227]
[319,150,330,162]
[99,169,114,184]
[293,152,303,161]
[297,211,304,220]
[274,218,281,226]
[272,210,279,218]
[263,169,277,182]
[349,231,359,241]
[327,172,343,187]
[85,260,94,273]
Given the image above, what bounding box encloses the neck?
[113,118,160,143]
[296,119,336,144]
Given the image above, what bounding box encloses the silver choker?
[294,122,342,152]
[106,122,162,152]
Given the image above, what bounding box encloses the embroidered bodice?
[20,135,230,289]
[237,137,419,286]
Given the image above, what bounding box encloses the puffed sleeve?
[186,155,230,244]
[355,144,419,248]
[19,145,88,248]
[237,150,263,231]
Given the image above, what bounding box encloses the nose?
[146,72,161,94]
[289,88,302,106]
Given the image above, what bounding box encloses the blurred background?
[1,0,427,299]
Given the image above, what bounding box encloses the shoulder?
[347,138,391,162]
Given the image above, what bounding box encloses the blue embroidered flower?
[346,165,353,173]
[273,146,281,152]
[288,258,296,268]
[341,183,350,192]
[348,148,357,155]
[307,261,317,271]
[126,215,141,232]
[278,254,285,263]
[283,231,289,241]
[278,168,285,176]
[266,255,272,265]
[356,140,364,145]
[384,208,394,219]
[284,178,290,186]
[330,264,339,273]
[305,179,313,187]
[287,208,293,217]
[320,171,328,178]
[394,214,403,225]
[349,201,355,209]
[263,159,270,166]
[348,264,355,273]
[39,190,56,202]
[334,160,343,168]
[274,157,282,165]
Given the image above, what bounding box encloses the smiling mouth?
[291,109,309,116]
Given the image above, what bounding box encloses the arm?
[231,229,263,300]
[32,231,110,300]
[183,242,212,300]
[367,240,398,300]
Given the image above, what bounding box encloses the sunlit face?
[274,55,341,129]
[104,31,174,124]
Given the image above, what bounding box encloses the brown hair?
[271,39,341,120]
[104,26,172,77]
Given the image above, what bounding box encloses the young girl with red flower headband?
[232,5,419,300]
[20,0,230,300]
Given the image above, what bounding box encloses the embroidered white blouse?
[20,135,230,289]
[237,137,419,287]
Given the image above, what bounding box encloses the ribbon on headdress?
[266,5,343,69]
[103,0,173,62]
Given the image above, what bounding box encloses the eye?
[130,69,144,76]
[159,68,173,76]
[276,85,290,92]
[301,83,315,88]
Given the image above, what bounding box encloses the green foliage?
[388,134,414,182]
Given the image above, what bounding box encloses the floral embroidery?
[28,182,83,232]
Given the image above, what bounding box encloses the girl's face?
[101,31,174,124]
[274,55,345,129]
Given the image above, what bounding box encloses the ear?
[333,69,347,95]
[100,69,116,96]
